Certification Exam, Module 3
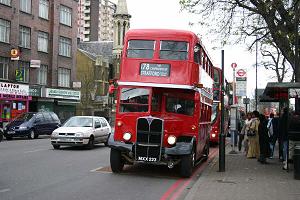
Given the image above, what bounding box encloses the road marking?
[90,166,110,173]
[161,148,219,200]
[24,148,48,153]
[0,188,11,193]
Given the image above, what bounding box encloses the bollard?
[293,145,300,180]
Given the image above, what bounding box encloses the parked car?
[3,112,61,140]
[51,116,111,149]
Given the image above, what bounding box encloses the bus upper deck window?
[127,40,155,59]
[194,44,201,64]
[159,41,188,60]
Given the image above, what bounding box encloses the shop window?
[0,57,9,79]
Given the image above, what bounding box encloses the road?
[0,137,218,200]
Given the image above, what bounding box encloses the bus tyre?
[110,148,124,173]
[180,152,195,178]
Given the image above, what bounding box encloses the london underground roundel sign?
[236,69,246,77]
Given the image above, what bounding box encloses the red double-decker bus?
[210,66,230,144]
[108,29,214,177]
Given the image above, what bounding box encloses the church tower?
[113,0,131,78]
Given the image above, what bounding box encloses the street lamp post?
[255,35,258,111]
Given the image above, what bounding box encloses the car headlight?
[75,132,83,137]
[19,126,27,130]
[167,135,176,145]
[52,132,59,137]
[123,132,131,141]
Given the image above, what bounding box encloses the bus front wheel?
[180,151,195,178]
[110,148,124,173]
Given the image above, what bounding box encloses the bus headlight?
[212,133,216,138]
[123,132,131,141]
[167,135,176,145]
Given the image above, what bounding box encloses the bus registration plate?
[137,156,157,162]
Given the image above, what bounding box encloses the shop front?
[0,82,31,128]
[45,88,81,123]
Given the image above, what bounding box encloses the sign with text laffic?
[236,69,247,96]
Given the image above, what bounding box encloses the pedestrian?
[238,113,246,151]
[247,110,260,159]
[243,112,252,156]
[258,114,271,164]
[268,113,280,159]
[279,107,289,170]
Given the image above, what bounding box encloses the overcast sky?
[115,0,271,98]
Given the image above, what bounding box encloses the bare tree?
[180,0,300,80]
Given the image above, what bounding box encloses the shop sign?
[29,86,41,97]
[46,88,81,100]
[0,82,29,96]
[30,60,41,68]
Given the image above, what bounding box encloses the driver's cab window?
[95,119,101,128]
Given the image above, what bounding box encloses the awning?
[260,82,300,102]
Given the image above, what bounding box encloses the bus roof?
[125,29,198,40]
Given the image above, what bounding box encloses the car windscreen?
[63,117,93,127]
[14,113,35,121]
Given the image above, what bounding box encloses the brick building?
[0,0,80,125]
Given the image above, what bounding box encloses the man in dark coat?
[279,107,289,169]
[258,114,270,164]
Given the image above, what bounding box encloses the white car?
[51,116,111,149]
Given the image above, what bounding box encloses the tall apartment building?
[78,0,116,42]
[0,0,80,125]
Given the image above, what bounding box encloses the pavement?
[185,144,300,200]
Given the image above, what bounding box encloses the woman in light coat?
[247,111,260,159]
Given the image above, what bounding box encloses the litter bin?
[294,145,300,180]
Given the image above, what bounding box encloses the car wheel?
[110,148,124,173]
[180,150,195,178]
[28,130,35,139]
[53,145,60,149]
[87,136,95,149]
[0,132,3,142]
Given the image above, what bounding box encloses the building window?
[38,31,48,52]
[0,57,9,80]
[58,68,70,87]
[37,64,47,85]
[20,0,31,13]
[59,36,71,57]
[0,18,10,43]
[0,0,11,6]
[60,5,72,26]
[39,0,49,19]
[19,26,31,48]
[18,61,30,83]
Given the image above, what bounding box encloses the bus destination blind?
[140,63,170,77]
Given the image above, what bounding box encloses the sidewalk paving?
[185,145,300,200]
